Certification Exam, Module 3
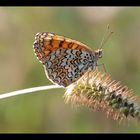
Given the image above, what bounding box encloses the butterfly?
[33,32,104,87]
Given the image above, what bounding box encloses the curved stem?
[0,85,64,99]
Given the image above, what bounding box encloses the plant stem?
[0,85,64,99]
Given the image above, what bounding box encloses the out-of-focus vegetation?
[0,7,140,133]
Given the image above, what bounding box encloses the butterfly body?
[33,32,102,87]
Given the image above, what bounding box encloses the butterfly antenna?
[99,24,114,49]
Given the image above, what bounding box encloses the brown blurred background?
[0,7,140,133]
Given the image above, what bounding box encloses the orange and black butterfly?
[33,32,104,87]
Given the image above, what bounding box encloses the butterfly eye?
[98,50,102,58]
[95,49,102,58]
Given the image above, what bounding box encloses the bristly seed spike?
[64,70,140,123]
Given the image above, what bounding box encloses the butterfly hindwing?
[33,32,97,87]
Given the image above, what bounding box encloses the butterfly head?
[95,49,103,59]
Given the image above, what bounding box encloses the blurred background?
[0,7,140,133]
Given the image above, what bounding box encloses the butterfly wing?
[33,32,96,87]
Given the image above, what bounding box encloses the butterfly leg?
[97,63,107,73]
